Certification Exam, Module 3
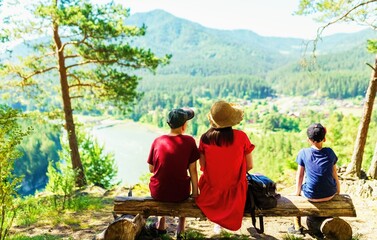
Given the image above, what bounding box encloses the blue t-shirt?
[296,147,338,199]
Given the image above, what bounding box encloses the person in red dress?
[195,100,255,231]
[147,108,200,239]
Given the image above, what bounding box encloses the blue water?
[91,121,162,186]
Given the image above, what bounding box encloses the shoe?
[213,224,222,234]
[288,225,305,236]
[321,217,352,240]
[146,222,167,237]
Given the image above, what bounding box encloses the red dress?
[195,130,255,230]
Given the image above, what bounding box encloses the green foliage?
[249,130,305,184]
[283,234,304,240]
[0,0,170,113]
[261,112,300,132]
[134,97,375,185]
[183,230,206,240]
[14,113,62,195]
[44,121,118,199]
[295,0,376,25]
[367,39,377,53]
[0,105,31,240]
[15,192,105,228]
[45,161,77,210]
[214,230,251,239]
[1,0,171,187]
[2,10,373,119]
[80,134,118,189]
[295,0,376,57]
[8,235,68,240]
[267,45,372,98]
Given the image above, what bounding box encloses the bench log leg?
[95,213,145,240]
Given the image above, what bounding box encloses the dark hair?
[200,127,234,146]
[307,123,327,142]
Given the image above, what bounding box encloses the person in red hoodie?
[195,100,254,232]
[147,108,199,239]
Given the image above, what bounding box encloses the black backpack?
[245,173,281,234]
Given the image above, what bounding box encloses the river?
[91,120,162,186]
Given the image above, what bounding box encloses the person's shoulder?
[233,129,247,136]
[322,147,336,155]
[298,147,312,155]
[153,134,169,142]
[155,134,167,140]
[322,147,334,151]
[181,134,196,141]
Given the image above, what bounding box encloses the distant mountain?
[127,10,374,78]
[2,9,375,104]
[126,10,303,76]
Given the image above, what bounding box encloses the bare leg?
[157,216,166,230]
[294,216,302,230]
[177,217,185,234]
[288,216,304,235]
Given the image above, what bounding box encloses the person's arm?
[188,161,198,197]
[333,164,340,194]
[295,165,305,196]
[148,164,154,173]
[246,152,253,171]
[199,153,206,170]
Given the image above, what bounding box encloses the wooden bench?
[113,194,356,218]
[98,194,356,240]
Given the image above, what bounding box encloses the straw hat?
[208,100,243,128]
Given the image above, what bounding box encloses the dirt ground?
[12,180,377,240]
[154,184,377,240]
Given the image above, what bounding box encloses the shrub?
[0,105,31,240]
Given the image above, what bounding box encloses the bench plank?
[113,194,356,218]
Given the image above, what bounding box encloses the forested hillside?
[2,9,374,114]
[1,8,375,196]
[119,10,375,120]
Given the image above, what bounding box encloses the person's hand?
[191,193,198,198]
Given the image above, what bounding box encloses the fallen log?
[95,213,145,240]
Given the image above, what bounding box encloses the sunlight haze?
[1,0,368,39]
[115,0,367,39]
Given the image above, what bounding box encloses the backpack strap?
[249,195,264,234]
[246,173,265,234]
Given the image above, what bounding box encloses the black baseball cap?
[307,123,327,142]
[167,108,195,129]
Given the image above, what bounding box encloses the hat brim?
[182,108,195,121]
[208,103,243,128]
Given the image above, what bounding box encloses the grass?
[7,192,112,240]
[8,234,72,240]
[148,230,251,240]
[282,233,363,240]
[282,234,304,240]
[14,195,107,227]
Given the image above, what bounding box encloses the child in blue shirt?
[295,123,339,201]
[289,123,351,239]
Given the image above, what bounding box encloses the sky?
[0,0,368,40]
[112,0,367,39]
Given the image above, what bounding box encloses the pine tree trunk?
[346,55,377,178]
[368,140,377,179]
[53,19,86,187]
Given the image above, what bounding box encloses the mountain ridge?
[126,9,374,78]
